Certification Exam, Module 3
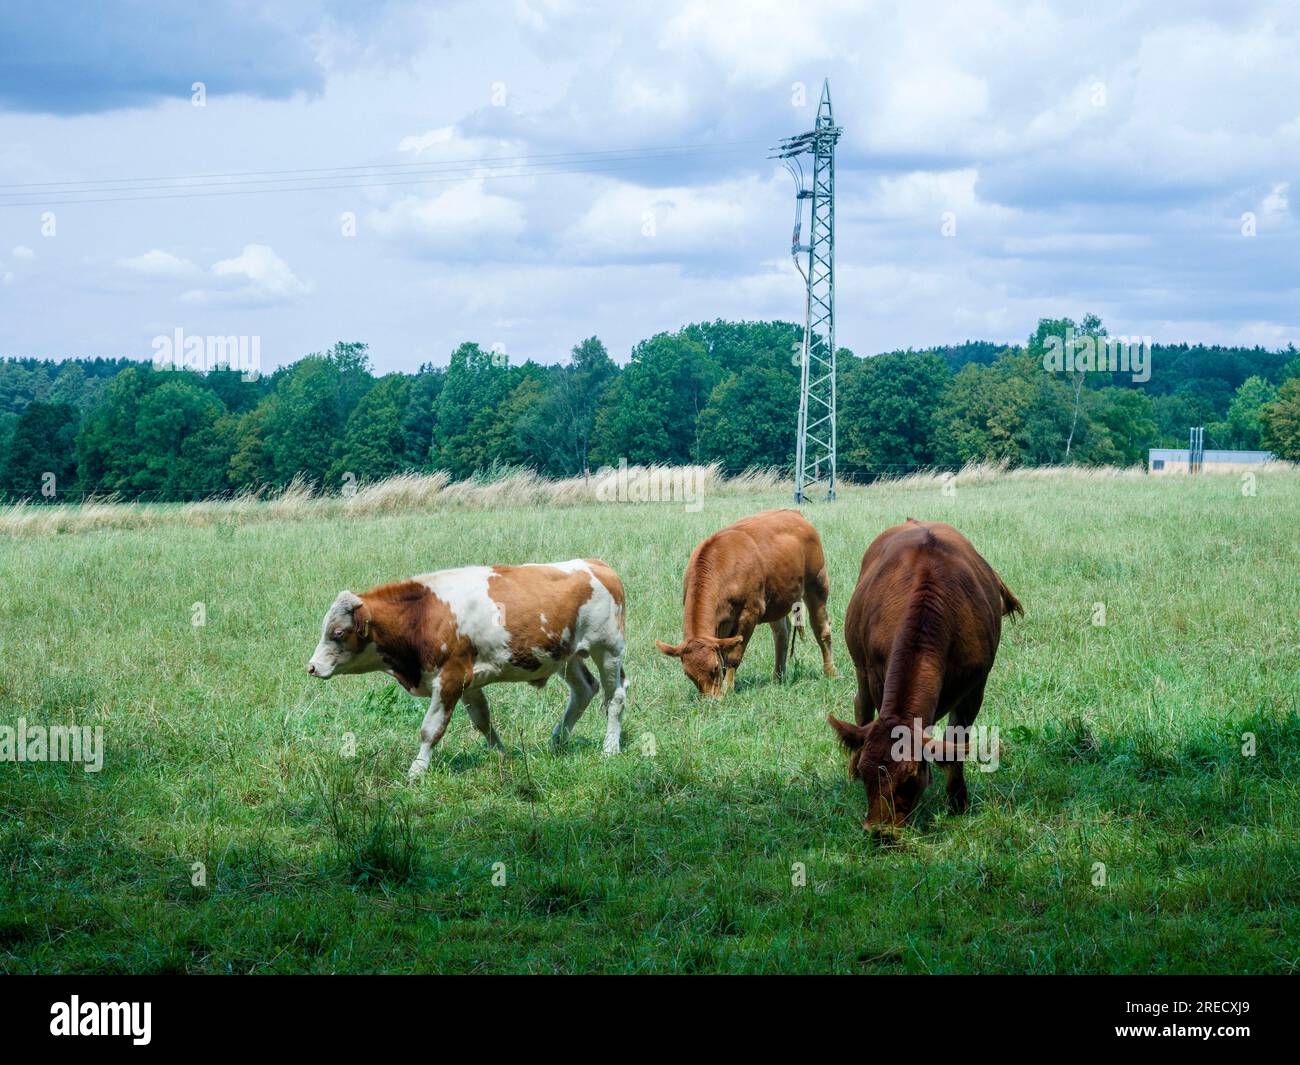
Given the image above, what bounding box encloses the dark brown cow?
[827,520,1021,830]
[656,509,835,695]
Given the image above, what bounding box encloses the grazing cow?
[307,559,628,777]
[656,509,835,695]
[827,520,1021,830]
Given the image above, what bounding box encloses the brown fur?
[656,509,835,694]
[828,519,1021,830]
[354,580,471,694]
[498,571,585,669]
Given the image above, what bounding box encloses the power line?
[0,156,758,208]
[0,141,767,207]
[0,140,765,191]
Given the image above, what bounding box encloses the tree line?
[2,317,1298,501]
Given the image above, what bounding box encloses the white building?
[1147,448,1276,474]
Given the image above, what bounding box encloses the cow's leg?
[853,663,878,726]
[724,615,758,693]
[770,615,792,681]
[941,757,968,814]
[805,568,837,677]
[550,659,599,750]
[462,688,505,754]
[941,678,987,814]
[409,689,458,779]
[592,650,628,755]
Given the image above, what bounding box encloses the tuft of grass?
[313,759,421,888]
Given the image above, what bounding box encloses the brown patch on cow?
[357,580,469,692]
[487,564,599,674]
[832,520,1021,829]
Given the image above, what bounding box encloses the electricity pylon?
[774,79,841,503]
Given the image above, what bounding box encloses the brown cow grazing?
[307,559,628,777]
[827,520,1021,830]
[656,509,835,695]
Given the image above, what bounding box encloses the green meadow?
[1,466,1297,973]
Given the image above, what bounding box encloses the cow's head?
[827,715,968,830]
[307,590,381,679]
[655,635,743,696]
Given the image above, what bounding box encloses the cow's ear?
[354,602,373,641]
[715,635,743,650]
[338,590,363,612]
[655,639,685,657]
[827,714,868,751]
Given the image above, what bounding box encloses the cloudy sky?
[0,0,1296,373]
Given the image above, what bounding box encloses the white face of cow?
[307,590,381,679]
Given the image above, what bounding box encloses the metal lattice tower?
[774,79,842,503]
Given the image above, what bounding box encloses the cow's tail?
[996,573,1023,618]
[790,601,807,643]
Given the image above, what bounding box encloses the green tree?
[1261,379,1300,461]
[257,345,371,486]
[134,378,229,497]
[74,367,152,492]
[1028,313,1107,458]
[933,352,1079,466]
[696,364,798,473]
[591,331,718,467]
[227,404,276,488]
[560,337,617,474]
[1,400,79,499]
[839,351,951,475]
[401,365,444,467]
[1082,388,1157,465]
[329,374,414,484]
[1223,375,1277,450]
[433,343,516,477]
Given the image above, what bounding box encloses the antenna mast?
[773,79,842,503]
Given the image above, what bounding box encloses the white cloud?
[11,244,34,260]
[1262,182,1289,216]
[370,180,528,252]
[180,244,310,307]
[118,248,196,277]
[659,1,836,88]
[564,176,780,259]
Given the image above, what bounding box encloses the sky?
[0,0,1296,374]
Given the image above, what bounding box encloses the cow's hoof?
[407,761,428,781]
[602,739,621,755]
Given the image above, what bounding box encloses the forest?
[2,316,1298,501]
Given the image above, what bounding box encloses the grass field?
[2,465,1298,974]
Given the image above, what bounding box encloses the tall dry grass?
[3,458,1291,538]
[0,464,783,538]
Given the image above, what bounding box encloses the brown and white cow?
[307,559,628,777]
[827,520,1021,830]
[656,509,836,695]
